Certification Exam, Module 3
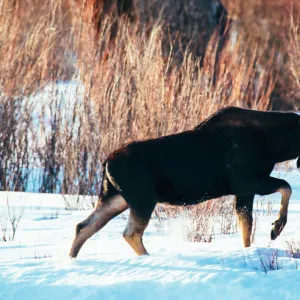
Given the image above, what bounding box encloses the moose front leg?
[271,184,292,240]
[231,176,292,243]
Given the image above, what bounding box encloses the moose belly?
[156,177,231,206]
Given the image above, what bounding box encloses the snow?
[1,172,300,299]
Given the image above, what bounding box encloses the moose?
[70,106,300,258]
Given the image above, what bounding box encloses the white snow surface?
[1,171,300,300]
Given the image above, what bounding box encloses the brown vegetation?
[222,0,300,109]
[1,0,299,109]
[183,196,237,242]
[152,196,237,242]
[0,0,74,96]
[0,0,279,195]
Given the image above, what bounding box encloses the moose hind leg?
[69,195,129,258]
[234,195,254,247]
[123,208,153,256]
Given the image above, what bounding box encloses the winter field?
[1,171,300,300]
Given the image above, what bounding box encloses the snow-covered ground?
[1,171,300,300]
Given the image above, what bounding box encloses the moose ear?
[297,157,300,169]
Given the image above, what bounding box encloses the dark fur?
[70,106,300,257]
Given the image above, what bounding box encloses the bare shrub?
[184,197,237,242]
[153,197,237,243]
[62,194,96,211]
[6,197,25,241]
[217,197,238,235]
[251,196,276,244]
[274,160,297,172]
[183,202,215,243]
[33,249,52,260]
[0,97,34,192]
[286,240,300,259]
[0,197,25,241]
[256,248,283,274]
[152,206,167,236]
[33,244,52,259]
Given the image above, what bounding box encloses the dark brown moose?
[70,106,300,257]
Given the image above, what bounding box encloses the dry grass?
[83,17,275,157]
[286,239,300,259]
[222,0,300,109]
[0,0,74,96]
[0,1,276,195]
[256,248,283,274]
[153,197,237,242]
[287,11,300,109]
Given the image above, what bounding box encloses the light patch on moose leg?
[69,195,129,258]
[237,212,252,247]
[271,185,292,240]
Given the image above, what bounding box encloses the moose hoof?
[270,218,287,240]
[69,251,77,259]
[270,228,278,240]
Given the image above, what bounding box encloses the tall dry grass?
[0,0,280,199]
[82,16,275,157]
[222,0,300,109]
[287,12,300,110]
[0,0,75,96]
